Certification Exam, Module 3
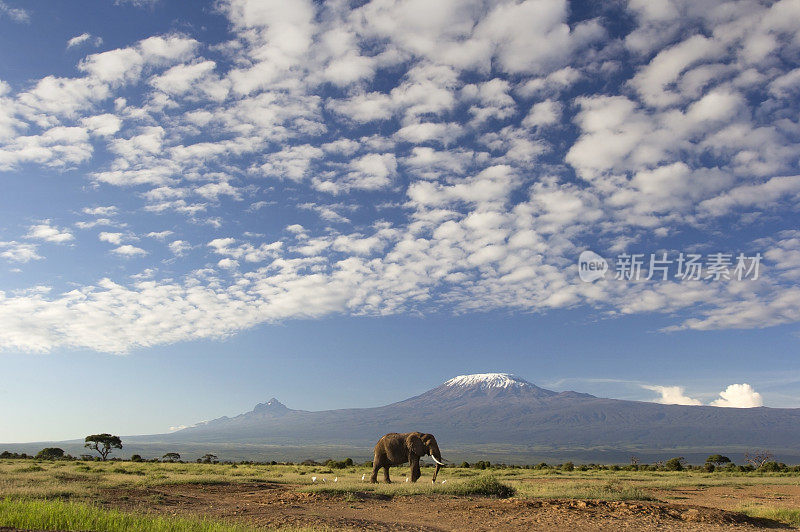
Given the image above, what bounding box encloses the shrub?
[443,475,515,498]
[664,457,685,471]
[759,461,783,472]
[130,455,142,462]
[325,459,352,469]
[561,461,574,471]
[35,448,65,460]
[460,462,470,468]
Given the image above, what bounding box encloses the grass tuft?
[516,479,653,501]
[738,505,800,527]
[0,497,258,532]
[441,475,516,498]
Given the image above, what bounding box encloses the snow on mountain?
[444,373,532,389]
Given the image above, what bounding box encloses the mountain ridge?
[155,373,800,457]
[9,373,800,463]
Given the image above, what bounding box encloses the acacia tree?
[84,434,122,461]
[706,454,731,467]
[162,452,181,462]
[744,450,774,469]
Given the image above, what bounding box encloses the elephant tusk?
[431,456,446,466]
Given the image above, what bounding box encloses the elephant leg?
[370,461,380,483]
[383,465,391,483]
[410,456,421,482]
[431,463,441,483]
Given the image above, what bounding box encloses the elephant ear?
[405,434,426,456]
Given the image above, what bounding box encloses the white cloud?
[0,126,93,170]
[395,122,463,144]
[298,203,350,224]
[2,0,800,356]
[516,66,581,97]
[522,99,562,128]
[208,238,282,263]
[112,245,147,257]
[255,145,323,181]
[699,175,800,217]
[194,181,241,201]
[168,240,190,256]
[26,221,74,243]
[98,232,124,245]
[711,384,764,408]
[314,153,397,194]
[67,33,91,48]
[642,385,702,406]
[81,114,122,137]
[0,1,29,22]
[83,206,118,217]
[67,33,102,49]
[327,92,394,122]
[217,258,239,269]
[0,241,42,263]
[630,34,725,108]
[146,231,173,240]
[74,218,115,230]
[115,0,160,6]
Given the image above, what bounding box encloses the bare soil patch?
[94,482,793,531]
[652,483,800,512]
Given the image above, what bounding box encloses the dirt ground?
[82,482,796,531]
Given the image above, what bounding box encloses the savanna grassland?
[2,459,800,531]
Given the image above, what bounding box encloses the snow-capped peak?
[444,373,531,389]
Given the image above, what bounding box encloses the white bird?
[334,477,338,482]
[441,479,447,484]
[322,478,326,483]
[361,474,366,481]
[405,477,409,482]
[311,476,317,483]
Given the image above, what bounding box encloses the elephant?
[370,432,446,483]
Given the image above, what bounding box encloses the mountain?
[138,373,800,462]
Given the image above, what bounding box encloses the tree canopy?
[35,447,64,460]
[84,434,122,460]
[706,454,732,466]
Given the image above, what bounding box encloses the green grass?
[2,459,800,525]
[738,505,800,527]
[0,498,258,532]
[439,475,515,498]
[305,474,515,499]
[514,480,653,501]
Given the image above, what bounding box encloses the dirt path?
[96,483,793,531]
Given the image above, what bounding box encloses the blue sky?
[1,0,800,442]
